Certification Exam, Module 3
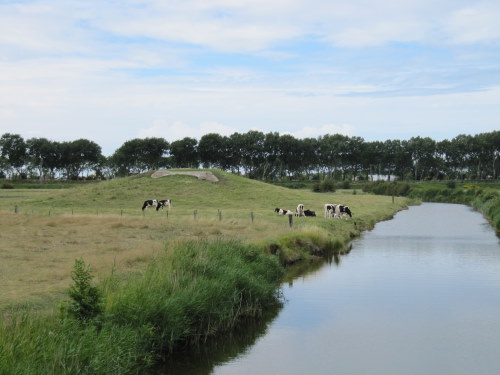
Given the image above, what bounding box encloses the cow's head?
[344,206,352,217]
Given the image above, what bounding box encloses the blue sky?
[1,0,499,155]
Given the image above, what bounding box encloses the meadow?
[0,170,409,311]
[0,170,411,374]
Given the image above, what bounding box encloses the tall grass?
[261,226,347,265]
[471,190,500,234]
[0,240,284,374]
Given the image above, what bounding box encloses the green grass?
[0,240,284,375]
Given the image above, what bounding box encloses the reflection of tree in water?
[155,304,282,375]
[155,245,353,374]
[284,243,352,286]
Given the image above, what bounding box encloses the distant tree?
[0,133,27,177]
[226,132,246,174]
[483,131,500,179]
[363,141,384,179]
[198,133,225,169]
[170,137,199,168]
[25,137,54,179]
[299,137,319,178]
[261,132,281,179]
[141,137,170,170]
[109,137,168,175]
[342,136,364,180]
[240,131,266,178]
[404,137,437,180]
[277,134,301,178]
[59,139,103,179]
[317,134,348,179]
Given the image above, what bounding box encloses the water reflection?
[156,305,282,375]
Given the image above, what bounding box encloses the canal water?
[163,203,500,375]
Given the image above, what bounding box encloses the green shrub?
[60,259,103,324]
[312,179,336,193]
[341,180,351,189]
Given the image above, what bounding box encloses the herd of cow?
[142,199,352,219]
[274,203,352,219]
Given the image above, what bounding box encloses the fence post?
[121,209,123,217]
[288,215,293,228]
[251,212,254,223]
[194,210,197,220]
[218,210,222,221]
[14,205,18,214]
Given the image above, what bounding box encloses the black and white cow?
[324,203,337,218]
[335,204,352,218]
[274,208,294,215]
[295,203,305,217]
[304,209,316,217]
[142,199,158,211]
[156,199,172,211]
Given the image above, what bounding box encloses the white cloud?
[444,4,500,44]
[138,120,239,142]
[292,124,354,139]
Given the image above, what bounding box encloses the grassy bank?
[0,240,284,374]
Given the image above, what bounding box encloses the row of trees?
[1,131,499,181]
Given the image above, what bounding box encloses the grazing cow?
[156,199,172,211]
[304,209,316,217]
[142,199,158,211]
[295,203,305,217]
[274,208,294,215]
[335,204,352,218]
[324,203,337,218]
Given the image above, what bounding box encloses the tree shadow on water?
[153,304,282,375]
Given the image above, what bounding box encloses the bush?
[60,259,103,324]
[341,181,351,189]
[2,183,14,189]
[446,180,457,189]
[312,179,336,193]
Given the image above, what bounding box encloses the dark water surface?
[163,203,500,375]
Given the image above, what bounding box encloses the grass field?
[0,169,410,311]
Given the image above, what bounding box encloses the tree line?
[1,131,499,181]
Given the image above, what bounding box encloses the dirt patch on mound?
[151,170,219,182]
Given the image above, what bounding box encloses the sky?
[1,0,499,156]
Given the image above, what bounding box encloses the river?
[162,203,500,375]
